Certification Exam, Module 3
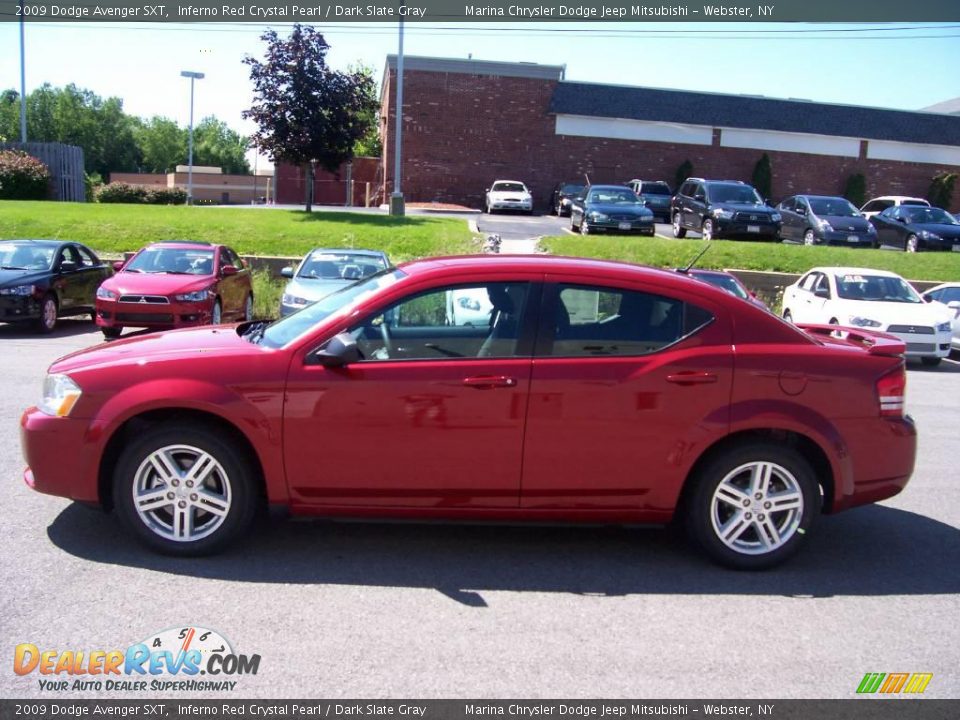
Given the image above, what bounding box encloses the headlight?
[712,208,735,219]
[937,321,952,332]
[39,374,82,417]
[848,316,882,328]
[589,212,609,221]
[817,219,833,232]
[282,293,309,307]
[96,287,117,300]
[919,230,941,241]
[771,212,782,222]
[174,289,210,302]
[0,283,36,296]
[867,224,877,234]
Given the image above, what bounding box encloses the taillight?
[877,364,906,417]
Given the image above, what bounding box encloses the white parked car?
[921,282,960,353]
[782,267,953,366]
[485,180,533,214]
[860,196,930,219]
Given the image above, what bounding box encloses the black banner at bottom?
[0,700,957,720]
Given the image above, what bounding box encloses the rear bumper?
[831,415,917,512]
[20,408,100,504]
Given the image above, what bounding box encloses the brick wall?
[275,157,381,206]
[382,68,960,212]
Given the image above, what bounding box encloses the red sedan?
[95,241,253,339]
[21,255,916,569]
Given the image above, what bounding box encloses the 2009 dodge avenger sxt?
[20,255,916,569]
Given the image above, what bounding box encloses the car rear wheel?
[112,422,259,556]
[803,229,816,246]
[672,213,687,238]
[905,234,919,253]
[685,443,817,570]
[35,294,58,334]
[102,327,122,340]
[701,219,715,241]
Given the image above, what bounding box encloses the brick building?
[110,166,275,204]
[379,56,960,211]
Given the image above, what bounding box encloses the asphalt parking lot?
[1,319,958,699]
[474,210,675,248]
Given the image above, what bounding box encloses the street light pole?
[389,19,405,216]
[19,0,27,142]
[180,70,205,205]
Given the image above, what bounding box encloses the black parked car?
[778,195,876,247]
[550,181,587,217]
[570,185,655,236]
[627,179,673,221]
[671,179,781,241]
[870,205,960,252]
[0,239,112,332]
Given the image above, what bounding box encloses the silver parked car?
[280,248,390,317]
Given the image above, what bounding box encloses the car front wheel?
[803,229,816,246]
[36,294,58,333]
[211,299,222,325]
[102,327,122,340]
[702,218,715,241]
[112,422,259,555]
[672,213,687,238]
[905,234,919,253]
[685,443,817,570]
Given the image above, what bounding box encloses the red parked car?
[95,241,253,339]
[21,255,916,569]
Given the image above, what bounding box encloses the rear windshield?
[640,182,672,196]
[692,272,748,300]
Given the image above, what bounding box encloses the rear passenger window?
[545,285,713,357]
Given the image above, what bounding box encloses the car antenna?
[679,244,711,274]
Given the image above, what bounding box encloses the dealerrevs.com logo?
[14,626,260,693]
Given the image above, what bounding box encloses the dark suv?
[671,179,781,241]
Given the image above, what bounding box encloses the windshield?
[125,246,215,275]
[491,182,527,193]
[808,198,860,217]
[0,242,54,270]
[588,189,642,204]
[260,268,405,348]
[707,184,763,204]
[835,273,922,304]
[902,207,959,225]
[640,182,672,196]
[692,272,748,300]
[297,251,388,280]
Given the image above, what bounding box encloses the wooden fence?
[0,142,86,202]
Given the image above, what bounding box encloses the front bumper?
[21,408,100,504]
[96,297,213,329]
[882,327,953,359]
[0,295,43,323]
[489,200,532,211]
[817,229,876,247]
[715,219,781,239]
[584,218,655,234]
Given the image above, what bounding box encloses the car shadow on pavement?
[47,503,959,604]
[0,318,101,339]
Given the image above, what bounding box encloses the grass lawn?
[0,201,477,262]
[544,234,960,282]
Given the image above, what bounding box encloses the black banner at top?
[1,0,959,22]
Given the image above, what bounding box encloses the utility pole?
[180,71,205,205]
[389,19,405,216]
[19,0,27,142]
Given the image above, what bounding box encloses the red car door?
[282,277,540,509]
[520,277,733,517]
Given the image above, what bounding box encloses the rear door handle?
[666,372,717,386]
[463,376,518,389]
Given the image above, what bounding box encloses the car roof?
[588,184,633,190]
[147,241,217,250]
[307,248,386,258]
[1,239,69,248]
[687,268,737,278]
[491,180,527,185]
[809,266,902,279]
[866,196,928,203]
[796,194,850,201]
[924,282,960,292]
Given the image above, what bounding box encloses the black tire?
[782,310,793,324]
[112,422,260,556]
[580,217,590,235]
[102,327,122,340]
[685,443,818,570]
[672,213,687,239]
[921,357,942,367]
[702,218,715,242]
[803,229,816,246]
[35,294,58,334]
[905,234,919,253]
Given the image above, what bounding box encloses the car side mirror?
[281,267,294,278]
[59,261,78,272]
[221,265,238,276]
[112,261,125,272]
[694,193,705,202]
[947,300,960,311]
[312,332,361,367]
[897,217,907,223]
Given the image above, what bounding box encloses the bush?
[752,153,772,199]
[927,171,957,210]
[0,149,50,200]
[84,172,103,203]
[146,187,187,205]
[96,182,148,203]
[675,160,693,191]
[843,173,867,208]
[251,268,284,321]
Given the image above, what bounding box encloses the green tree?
[192,116,251,175]
[843,173,867,208]
[348,63,382,158]
[927,171,957,210]
[136,116,186,173]
[243,25,378,211]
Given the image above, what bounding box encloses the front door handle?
[463,376,518,389]
[666,372,717,386]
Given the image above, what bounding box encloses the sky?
[1,20,958,169]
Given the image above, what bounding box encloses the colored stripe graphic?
[903,673,933,694]
[857,672,932,694]
[857,673,885,694]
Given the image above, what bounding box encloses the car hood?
[587,202,652,216]
[833,299,953,325]
[101,272,215,295]
[0,268,50,287]
[906,222,960,238]
[820,215,872,231]
[284,277,350,302]
[50,325,262,375]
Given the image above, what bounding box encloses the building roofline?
[385,55,565,81]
